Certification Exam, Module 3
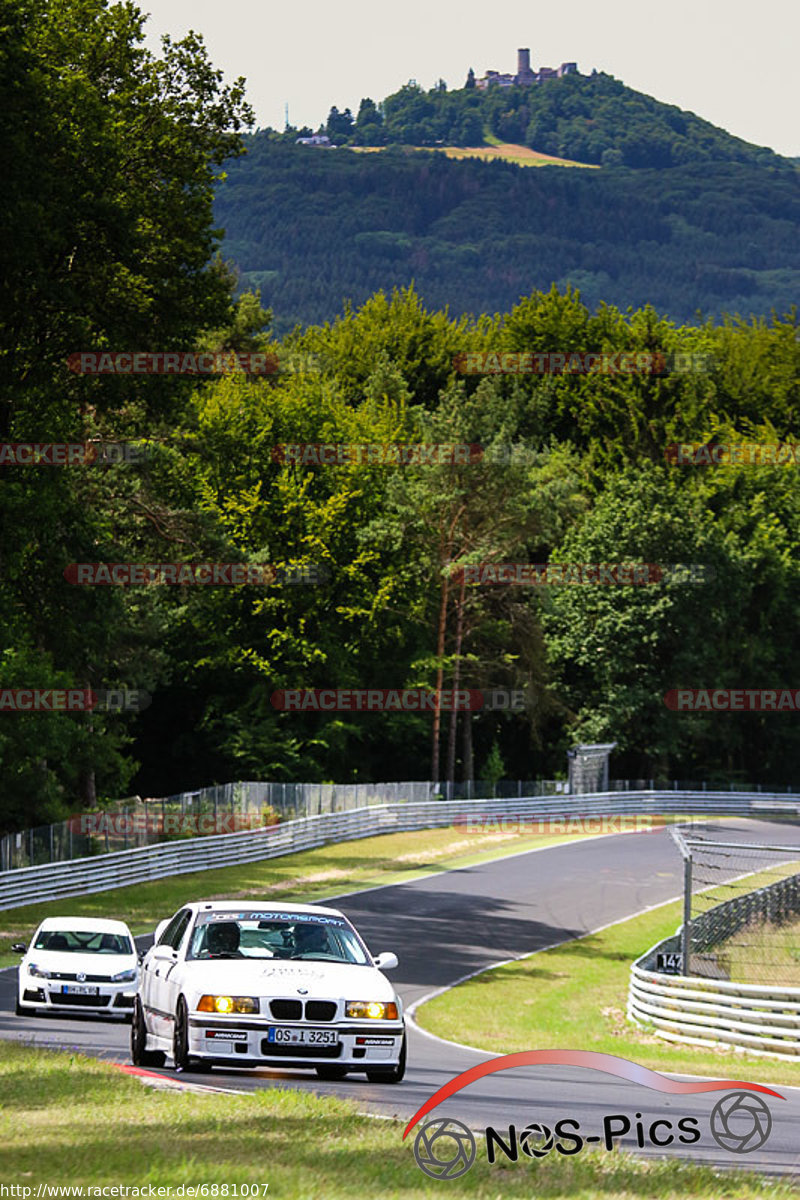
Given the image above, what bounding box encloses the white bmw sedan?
[14,917,139,1016]
[132,900,406,1082]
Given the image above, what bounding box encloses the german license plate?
[267,1026,338,1046]
[61,985,99,996]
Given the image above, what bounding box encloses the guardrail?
[2,789,799,912]
[0,778,574,870]
[628,957,800,1059]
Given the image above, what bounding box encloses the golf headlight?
[346,1001,398,1020]
[28,963,51,979]
[197,995,259,1014]
[111,968,137,983]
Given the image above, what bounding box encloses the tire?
[130,996,166,1068]
[365,1034,406,1084]
[315,1065,348,1081]
[15,972,29,1017]
[172,996,205,1072]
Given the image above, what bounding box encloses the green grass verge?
[691,858,800,985]
[416,899,800,1087]
[0,1041,789,1197]
[0,825,592,967]
[713,914,800,986]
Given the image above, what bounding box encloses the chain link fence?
[2,776,798,873]
[1,778,574,870]
[675,826,800,985]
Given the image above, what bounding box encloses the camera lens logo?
[519,1122,554,1158]
[413,1117,477,1179]
[710,1092,772,1153]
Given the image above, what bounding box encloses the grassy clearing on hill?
[0,825,594,966]
[0,1041,789,1198]
[348,143,598,168]
[436,143,600,168]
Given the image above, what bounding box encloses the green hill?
[279,71,788,169]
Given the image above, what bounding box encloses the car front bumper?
[187,1015,405,1068]
[20,979,136,1013]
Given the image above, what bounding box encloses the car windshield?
[33,929,133,954]
[187,911,371,965]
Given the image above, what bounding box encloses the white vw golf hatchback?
[14,917,138,1016]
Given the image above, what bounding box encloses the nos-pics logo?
[403,1050,782,1180]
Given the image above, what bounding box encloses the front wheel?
[130,996,166,1068]
[365,1034,406,1084]
[172,997,208,1072]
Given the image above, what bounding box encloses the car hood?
[182,959,397,1002]
[25,951,137,975]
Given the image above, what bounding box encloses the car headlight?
[197,995,259,1014]
[346,1001,398,1020]
[111,968,137,983]
[28,963,51,979]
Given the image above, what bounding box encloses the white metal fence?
[628,955,800,1059]
[2,788,799,912]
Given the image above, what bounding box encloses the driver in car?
[205,921,243,958]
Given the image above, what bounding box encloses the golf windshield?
[34,930,133,954]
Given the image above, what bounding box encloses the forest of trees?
[1,0,799,833]
[216,140,800,335]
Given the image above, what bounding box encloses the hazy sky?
[141,0,799,157]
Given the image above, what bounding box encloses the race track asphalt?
[2,818,799,1178]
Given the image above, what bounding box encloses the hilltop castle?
[475,47,577,89]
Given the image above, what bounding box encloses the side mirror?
[137,950,146,963]
[373,951,398,971]
[11,943,27,954]
[153,919,169,944]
